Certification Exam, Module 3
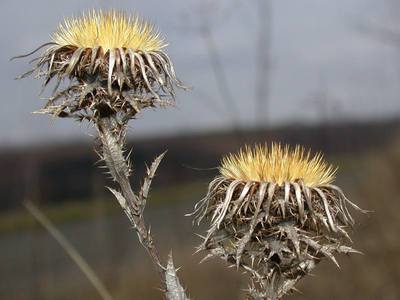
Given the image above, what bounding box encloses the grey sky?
[1,0,398,145]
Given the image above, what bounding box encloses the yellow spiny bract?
[52,10,166,52]
[220,143,337,187]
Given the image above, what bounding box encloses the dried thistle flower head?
[15,10,185,121]
[192,143,366,299]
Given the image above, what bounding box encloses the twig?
[201,25,240,126]
[255,0,272,126]
[199,16,243,142]
[23,200,114,300]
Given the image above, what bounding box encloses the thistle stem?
[96,116,167,291]
[251,259,317,300]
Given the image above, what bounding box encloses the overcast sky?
[1,0,399,146]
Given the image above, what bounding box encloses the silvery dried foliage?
[193,176,366,299]
[16,42,185,122]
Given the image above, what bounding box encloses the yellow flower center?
[220,143,336,187]
[52,10,166,52]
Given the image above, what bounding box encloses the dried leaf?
[165,252,189,300]
[139,152,166,211]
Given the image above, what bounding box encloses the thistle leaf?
[107,187,126,209]
[139,151,166,210]
[165,252,189,300]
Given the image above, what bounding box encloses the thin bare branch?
[23,200,114,300]
[200,21,242,134]
[255,0,272,126]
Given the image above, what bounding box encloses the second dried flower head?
[193,143,365,298]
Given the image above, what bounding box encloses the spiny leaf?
[165,252,189,300]
[139,151,166,211]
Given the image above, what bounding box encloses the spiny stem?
[95,116,167,291]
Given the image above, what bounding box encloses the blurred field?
[1,137,399,300]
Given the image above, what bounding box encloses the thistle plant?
[15,10,188,299]
[15,9,366,300]
[192,143,366,299]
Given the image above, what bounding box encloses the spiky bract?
[193,143,365,299]
[17,10,185,121]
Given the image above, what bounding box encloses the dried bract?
[15,10,185,121]
[192,143,366,299]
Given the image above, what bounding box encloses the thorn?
[194,233,206,239]
[292,287,303,295]
[199,254,213,264]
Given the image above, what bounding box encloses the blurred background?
[1,0,399,299]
